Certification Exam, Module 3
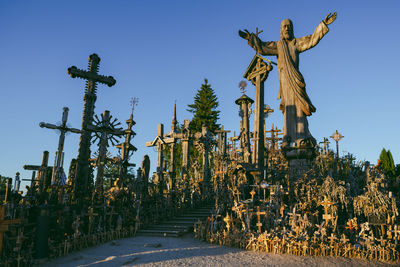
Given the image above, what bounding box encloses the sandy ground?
[42,234,398,267]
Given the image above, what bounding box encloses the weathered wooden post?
[244,55,273,181]
[235,92,254,163]
[23,151,52,193]
[39,107,81,185]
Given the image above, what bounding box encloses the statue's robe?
[247,21,329,146]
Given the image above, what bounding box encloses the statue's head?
[280,19,294,40]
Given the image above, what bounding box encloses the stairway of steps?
[137,204,214,237]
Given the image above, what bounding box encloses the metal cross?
[130,97,139,116]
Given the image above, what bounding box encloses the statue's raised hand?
[323,12,337,25]
[239,29,251,40]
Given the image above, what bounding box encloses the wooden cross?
[318,137,330,155]
[255,206,266,233]
[389,224,400,245]
[288,208,300,228]
[146,123,166,187]
[265,123,282,151]
[319,196,335,225]
[114,112,137,183]
[215,126,231,156]
[244,55,273,179]
[376,235,386,247]
[162,104,180,189]
[67,53,116,204]
[340,233,349,244]
[312,233,318,244]
[328,233,337,247]
[40,106,81,185]
[21,170,36,189]
[23,151,53,193]
[194,125,216,195]
[0,205,22,254]
[223,213,232,233]
[345,219,358,231]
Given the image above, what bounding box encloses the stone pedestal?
[288,158,312,178]
[284,147,316,179]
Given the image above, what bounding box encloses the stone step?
[146,225,189,231]
[162,220,197,226]
[137,206,213,237]
[136,229,183,237]
[182,211,211,216]
[175,215,208,220]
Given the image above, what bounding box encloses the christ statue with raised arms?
[239,12,337,149]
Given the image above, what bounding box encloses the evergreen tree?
[379,148,396,178]
[187,79,220,133]
[387,150,396,177]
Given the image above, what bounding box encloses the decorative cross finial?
[238,80,247,94]
[130,97,139,116]
[255,27,263,37]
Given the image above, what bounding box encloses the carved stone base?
[287,158,312,179]
[284,147,316,180]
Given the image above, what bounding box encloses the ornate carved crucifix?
[67,54,116,204]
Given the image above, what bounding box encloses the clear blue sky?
[1,1,399,186]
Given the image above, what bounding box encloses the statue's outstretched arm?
[323,12,337,26]
[239,29,277,55]
[297,12,337,53]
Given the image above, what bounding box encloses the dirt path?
[42,235,396,267]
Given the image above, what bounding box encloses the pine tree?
[379,148,395,178]
[187,79,220,133]
[387,150,396,177]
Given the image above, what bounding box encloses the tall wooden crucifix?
[164,103,180,190]
[67,53,116,204]
[235,93,254,163]
[23,151,53,193]
[115,113,137,182]
[244,55,273,180]
[39,107,81,185]
[194,125,216,196]
[145,124,166,189]
[179,119,193,180]
[215,125,231,157]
